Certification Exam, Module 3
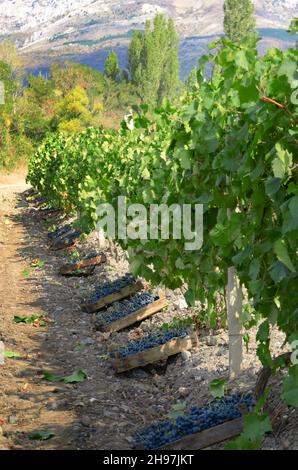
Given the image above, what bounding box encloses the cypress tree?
[104,51,120,81]
[128,31,144,85]
[128,14,180,106]
[142,16,166,105]
[288,18,298,49]
[158,17,180,103]
[223,0,256,42]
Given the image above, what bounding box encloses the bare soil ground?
[0,177,297,450]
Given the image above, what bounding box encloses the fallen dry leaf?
[20,383,32,393]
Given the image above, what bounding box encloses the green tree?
[26,74,54,107]
[288,17,298,34]
[223,0,256,42]
[0,62,16,144]
[159,17,180,101]
[51,62,105,96]
[0,61,32,169]
[128,14,180,106]
[288,17,298,48]
[0,41,23,81]
[141,17,166,105]
[0,61,15,115]
[104,51,120,81]
[14,74,54,142]
[128,31,144,86]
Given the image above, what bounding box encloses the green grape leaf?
[209,378,227,398]
[63,370,88,384]
[272,144,293,179]
[4,351,21,359]
[282,366,298,406]
[243,412,272,441]
[29,431,55,441]
[273,239,295,272]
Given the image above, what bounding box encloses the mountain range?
[0,0,297,78]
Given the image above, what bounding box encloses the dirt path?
[0,181,77,449]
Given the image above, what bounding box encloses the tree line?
[0,14,181,170]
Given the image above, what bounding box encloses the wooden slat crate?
[27,195,44,205]
[51,238,78,251]
[110,328,198,373]
[59,253,106,275]
[81,280,144,313]
[38,209,62,220]
[51,232,81,251]
[95,291,167,333]
[159,417,244,450]
[24,188,36,198]
[136,405,249,450]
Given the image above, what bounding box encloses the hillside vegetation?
[0,15,180,170]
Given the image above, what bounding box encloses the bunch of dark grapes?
[67,251,101,266]
[31,195,45,204]
[110,327,189,359]
[48,224,72,240]
[96,292,159,325]
[41,207,58,213]
[89,273,135,304]
[135,393,255,449]
[57,229,81,243]
[85,251,101,261]
[66,229,81,239]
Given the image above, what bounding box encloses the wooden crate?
[51,238,78,251]
[27,195,44,205]
[160,417,244,450]
[59,253,106,275]
[95,292,167,333]
[38,209,62,220]
[81,280,144,313]
[110,328,198,373]
[48,225,72,241]
[24,188,36,198]
[135,416,244,450]
[51,232,81,251]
